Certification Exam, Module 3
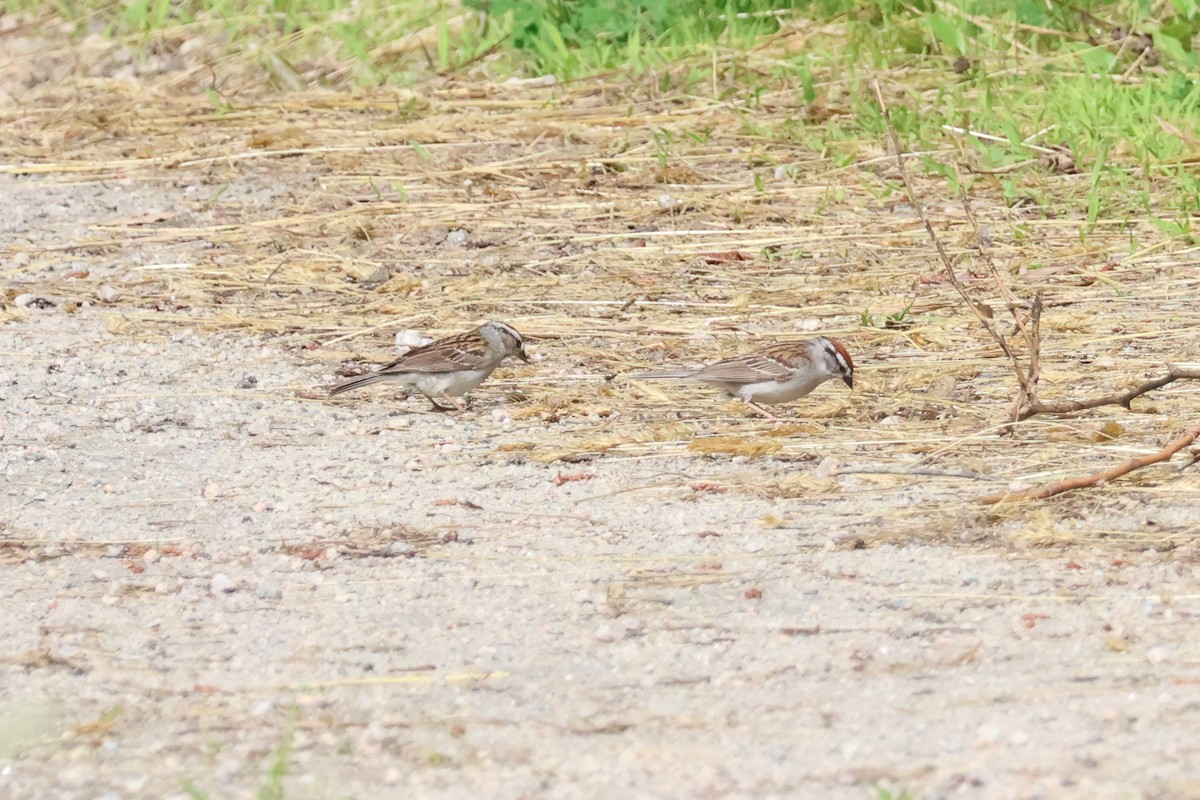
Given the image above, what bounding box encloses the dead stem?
[1018,364,1200,420]
[871,78,1036,421]
[978,425,1200,504]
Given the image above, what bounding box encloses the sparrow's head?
[481,321,529,363]
[814,337,854,389]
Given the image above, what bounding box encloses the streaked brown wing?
[694,352,793,385]
[378,330,487,374]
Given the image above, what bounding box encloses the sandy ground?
[2,172,1199,800]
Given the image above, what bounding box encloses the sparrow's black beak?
[843,373,854,389]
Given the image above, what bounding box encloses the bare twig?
[978,425,1200,504]
[871,78,1035,419]
[837,466,1003,482]
[1019,365,1200,420]
[958,182,1043,418]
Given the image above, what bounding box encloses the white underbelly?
[706,373,829,404]
[410,368,492,398]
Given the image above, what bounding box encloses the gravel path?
[2,304,1198,799]
[1,106,1198,800]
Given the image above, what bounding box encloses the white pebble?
[395,330,432,350]
[593,622,623,643]
[97,284,121,303]
[976,723,1002,745]
[210,573,237,594]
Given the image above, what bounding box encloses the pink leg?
[743,399,780,420]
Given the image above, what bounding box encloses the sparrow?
[329,321,529,410]
[632,336,854,419]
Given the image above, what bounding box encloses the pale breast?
[726,371,832,404]
[412,368,493,398]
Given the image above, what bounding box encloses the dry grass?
[2,61,1198,546]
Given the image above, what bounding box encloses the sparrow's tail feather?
[628,370,695,380]
[328,372,389,397]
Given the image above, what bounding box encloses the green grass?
[870,787,917,800]
[8,0,1200,220]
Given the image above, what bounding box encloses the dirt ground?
[3,30,1200,800]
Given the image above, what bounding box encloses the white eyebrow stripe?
[492,322,523,344]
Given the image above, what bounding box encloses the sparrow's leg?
[743,399,780,421]
[429,395,467,412]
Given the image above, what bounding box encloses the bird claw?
[429,396,468,412]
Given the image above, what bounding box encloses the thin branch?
[1028,294,1042,394]
[836,467,1003,482]
[1019,365,1200,420]
[978,425,1200,504]
[958,182,1043,419]
[871,78,1034,416]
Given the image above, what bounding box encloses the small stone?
[593,623,623,643]
[202,481,222,499]
[179,36,206,56]
[96,284,121,303]
[256,583,283,601]
[142,549,161,565]
[1146,647,1168,664]
[238,374,258,389]
[976,722,1002,745]
[13,293,38,307]
[445,228,469,247]
[210,573,237,594]
[395,329,430,350]
[657,194,681,210]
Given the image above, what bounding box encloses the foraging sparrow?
[329,321,529,410]
[633,336,854,418]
